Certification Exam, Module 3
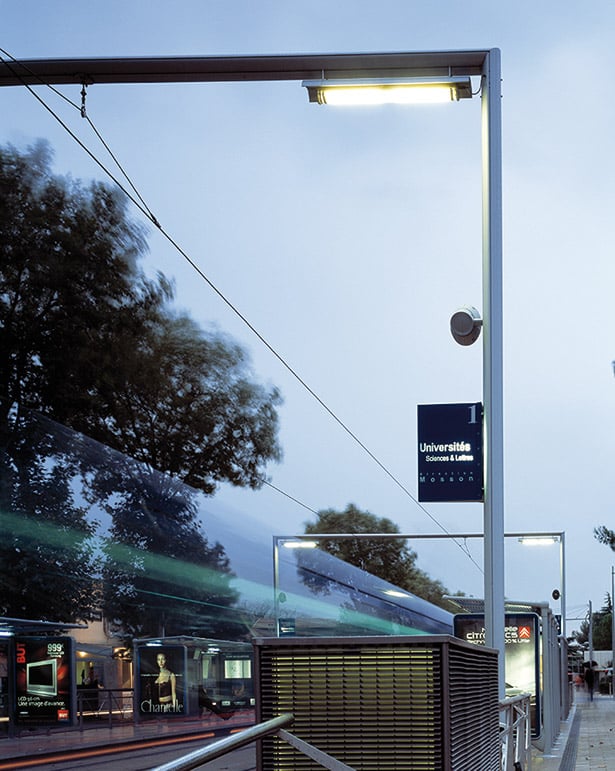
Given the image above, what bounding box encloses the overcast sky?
[3,1,615,633]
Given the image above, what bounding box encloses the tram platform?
[0,709,255,768]
[532,691,615,770]
[3,695,615,770]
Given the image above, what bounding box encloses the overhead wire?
[0,48,482,574]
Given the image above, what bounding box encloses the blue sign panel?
[278,618,296,637]
[417,402,483,502]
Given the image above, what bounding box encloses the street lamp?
[516,531,566,638]
[302,76,473,104]
[611,566,615,697]
[273,536,320,636]
[302,50,504,695]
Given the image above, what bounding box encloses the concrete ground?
[3,694,615,770]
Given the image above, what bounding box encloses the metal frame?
[0,51,490,86]
[275,529,565,631]
[0,47,504,690]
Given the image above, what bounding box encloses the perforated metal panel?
[447,640,500,770]
[254,635,500,771]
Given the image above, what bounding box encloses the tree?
[590,525,615,650]
[88,309,282,494]
[304,504,451,608]
[99,460,242,641]
[0,406,100,621]
[0,140,282,632]
[0,140,154,430]
[572,595,612,651]
[595,525,615,552]
[0,140,282,490]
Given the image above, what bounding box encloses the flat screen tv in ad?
[224,657,252,679]
[26,658,58,697]
[14,637,73,725]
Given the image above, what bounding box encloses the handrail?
[277,728,357,771]
[153,694,530,771]
[151,713,294,771]
[499,693,532,771]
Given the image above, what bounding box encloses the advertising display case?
[455,613,541,737]
[14,636,75,726]
[135,644,187,717]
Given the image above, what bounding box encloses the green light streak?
[2,507,428,636]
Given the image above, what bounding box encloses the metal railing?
[77,688,133,729]
[151,713,362,771]
[500,693,532,771]
[152,714,366,771]
[151,695,533,771]
[151,713,294,771]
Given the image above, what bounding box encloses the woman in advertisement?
[139,646,184,716]
[154,652,177,710]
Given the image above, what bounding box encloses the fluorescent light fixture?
[282,540,318,549]
[302,77,472,106]
[518,536,559,546]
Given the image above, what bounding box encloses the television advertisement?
[14,636,74,725]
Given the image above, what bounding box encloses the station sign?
[417,402,483,502]
[278,618,296,637]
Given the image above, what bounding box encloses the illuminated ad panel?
[221,652,255,709]
[14,636,73,725]
[454,613,541,738]
[417,402,483,502]
[136,644,187,717]
[0,643,7,718]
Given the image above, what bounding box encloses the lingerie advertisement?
[136,644,187,717]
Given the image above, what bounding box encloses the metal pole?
[481,48,505,697]
[560,532,566,639]
[611,567,615,697]
[589,600,594,667]
[273,537,281,637]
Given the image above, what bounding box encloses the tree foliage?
[304,504,451,608]
[0,140,282,634]
[585,525,615,650]
[595,525,615,552]
[98,460,243,641]
[572,595,612,651]
[0,407,100,621]
[0,140,282,491]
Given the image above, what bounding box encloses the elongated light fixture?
[302,76,472,106]
[518,535,560,546]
